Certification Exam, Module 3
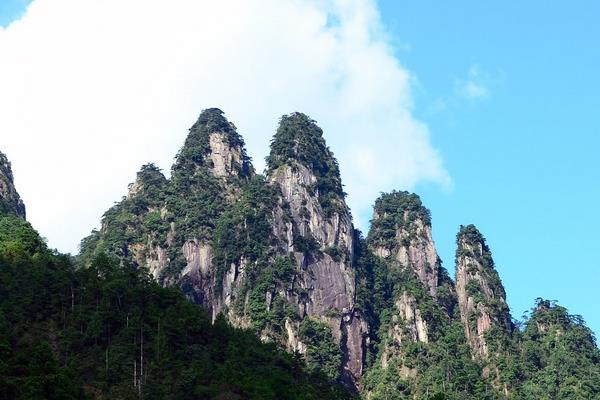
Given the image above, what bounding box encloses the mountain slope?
[0,206,354,399]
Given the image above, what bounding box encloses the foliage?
[0,213,354,399]
[299,318,342,381]
[211,175,281,292]
[266,112,346,216]
[363,320,500,400]
[513,299,600,399]
[172,108,251,177]
[455,225,511,332]
[368,191,431,252]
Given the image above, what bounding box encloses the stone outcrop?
[366,191,457,386]
[266,112,366,385]
[172,107,252,179]
[455,224,512,358]
[0,151,26,218]
[368,191,445,297]
[81,110,368,388]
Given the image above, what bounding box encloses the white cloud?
[456,65,490,100]
[460,81,489,99]
[0,0,450,252]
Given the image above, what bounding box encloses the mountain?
[79,109,367,386]
[2,108,599,399]
[0,156,354,399]
[0,151,26,218]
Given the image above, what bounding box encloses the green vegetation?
[514,299,600,399]
[0,211,354,399]
[356,223,495,399]
[266,112,346,216]
[211,175,279,289]
[359,260,498,399]
[80,110,252,282]
[368,191,431,252]
[455,225,511,333]
[299,318,342,381]
[363,321,500,400]
[172,108,251,177]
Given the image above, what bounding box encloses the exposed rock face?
[455,224,512,358]
[366,191,457,386]
[207,132,245,178]
[0,151,26,218]
[81,110,367,388]
[266,112,366,385]
[368,191,444,297]
[395,292,429,343]
[172,107,252,179]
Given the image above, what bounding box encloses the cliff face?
[455,224,512,359]
[363,191,472,397]
[80,110,366,386]
[368,191,446,298]
[266,113,367,384]
[0,151,26,218]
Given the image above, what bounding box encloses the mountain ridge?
[2,108,599,399]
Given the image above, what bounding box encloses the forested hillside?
[0,212,353,399]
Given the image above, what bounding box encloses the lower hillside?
[0,213,354,400]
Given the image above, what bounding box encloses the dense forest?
[1,109,600,399]
[0,212,353,399]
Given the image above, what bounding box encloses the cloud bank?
[0,0,450,253]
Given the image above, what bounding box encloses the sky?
[0,1,598,337]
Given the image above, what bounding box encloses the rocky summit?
[0,151,26,218]
[2,108,598,399]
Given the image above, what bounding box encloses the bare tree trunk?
[133,335,137,390]
[140,326,143,396]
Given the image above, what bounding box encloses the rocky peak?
[367,191,442,297]
[0,151,26,218]
[455,224,512,358]
[127,163,167,198]
[266,112,345,213]
[172,108,252,179]
[266,113,365,385]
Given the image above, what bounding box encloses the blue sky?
[1,1,598,338]
[377,1,600,332]
[0,0,29,26]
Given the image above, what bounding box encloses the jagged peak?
[367,191,445,298]
[367,190,433,258]
[172,108,252,178]
[455,224,507,300]
[455,224,512,358]
[127,163,167,197]
[266,112,344,199]
[456,224,490,254]
[0,150,26,219]
[370,191,431,229]
[0,152,16,182]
